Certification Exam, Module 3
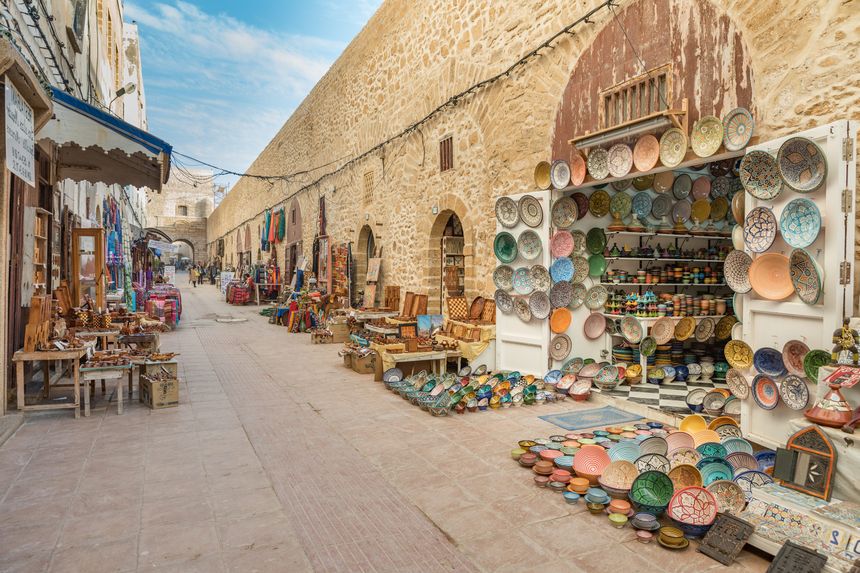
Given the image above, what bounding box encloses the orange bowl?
[749,253,793,301]
[551,308,572,333]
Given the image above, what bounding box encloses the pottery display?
[494,232,518,263]
[633,134,660,172]
[739,150,782,200]
[519,195,544,228]
[749,253,793,300]
[777,137,827,193]
[571,255,589,284]
[722,107,755,151]
[635,453,671,474]
[550,159,571,189]
[589,189,611,217]
[608,143,634,178]
[691,116,723,158]
[493,265,514,291]
[805,382,853,427]
[518,230,542,260]
[571,192,589,220]
[672,199,692,225]
[782,339,810,377]
[588,254,607,277]
[743,207,777,253]
[630,470,674,515]
[752,375,780,410]
[495,196,519,228]
[660,128,688,167]
[551,196,578,229]
[789,248,823,305]
[695,318,715,342]
[672,174,693,200]
[569,283,588,309]
[724,340,753,370]
[731,191,745,223]
[651,194,673,219]
[779,375,810,410]
[668,486,717,529]
[570,154,587,186]
[780,198,821,248]
[529,291,551,320]
[587,148,610,180]
[534,161,552,190]
[754,347,787,377]
[609,190,632,219]
[573,445,611,483]
[733,470,774,502]
[632,192,652,220]
[621,316,644,344]
[653,171,674,194]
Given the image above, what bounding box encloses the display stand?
[13,348,85,418]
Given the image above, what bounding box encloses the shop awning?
[38,87,172,191]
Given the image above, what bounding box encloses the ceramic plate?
[731,190,745,223]
[660,128,688,167]
[789,248,823,305]
[635,453,671,474]
[588,254,607,277]
[570,154,587,186]
[754,347,787,377]
[673,174,693,200]
[519,195,544,228]
[586,227,607,254]
[495,197,519,228]
[690,199,711,223]
[632,192,652,219]
[711,176,732,200]
[529,291,551,320]
[777,137,827,193]
[585,285,608,310]
[589,189,611,217]
[726,368,750,400]
[551,196,578,229]
[724,250,752,294]
[495,289,513,313]
[782,340,810,377]
[550,334,572,361]
[514,297,532,322]
[732,225,745,250]
[571,230,587,253]
[512,267,534,295]
[587,148,610,180]
[695,318,715,342]
[779,198,821,248]
[534,161,552,190]
[550,280,572,308]
[739,151,782,201]
[610,191,632,219]
[571,193,589,220]
[550,231,574,258]
[571,255,589,284]
[633,134,660,172]
[550,307,571,333]
[674,317,696,341]
[723,108,755,151]
[494,232,517,263]
[583,312,606,340]
[608,144,633,178]
[779,375,810,410]
[550,159,571,189]
[550,257,574,283]
[652,194,673,219]
[569,283,588,309]
[672,200,692,224]
[651,317,675,345]
[714,316,737,341]
[691,115,723,157]
[691,176,711,201]
[493,265,514,291]
[743,207,777,253]
[632,174,655,191]
[710,197,729,221]
[653,171,674,194]
[751,375,779,410]
[706,480,746,515]
[734,470,774,502]
[724,340,753,370]
[639,336,657,357]
[621,316,644,344]
[530,265,552,291]
[749,253,793,301]
[517,230,542,260]
[803,349,831,383]
[612,179,632,192]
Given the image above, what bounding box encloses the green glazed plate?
[494,232,518,263]
[586,227,607,255]
[803,349,831,383]
[588,254,607,277]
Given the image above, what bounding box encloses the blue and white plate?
[512,267,534,295]
[779,375,810,410]
[779,198,821,248]
[734,470,774,501]
[743,207,777,253]
[753,347,787,377]
[550,257,574,282]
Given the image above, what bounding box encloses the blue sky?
[125,0,381,187]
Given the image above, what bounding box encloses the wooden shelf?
[605,257,726,263]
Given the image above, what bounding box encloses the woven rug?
[539,406,643,431]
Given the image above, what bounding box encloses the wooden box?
[142,361,178,378]
[329,323,350,343]
[342,354,353,369]
[139,375,179,409]
[351,352,376,375]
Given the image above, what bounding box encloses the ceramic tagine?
[805,383,853,428]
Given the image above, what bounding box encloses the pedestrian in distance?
[190,266,198,288]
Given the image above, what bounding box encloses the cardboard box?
[342,354,352,369]
[329,323,350,343]
[351,352,376,375]
[142,360,178,378]
[139,375,179,409]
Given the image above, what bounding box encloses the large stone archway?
[150,219,208,265]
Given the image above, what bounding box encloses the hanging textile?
[277,208,286,242]
[268,210,277,243]
[262,210,271,251]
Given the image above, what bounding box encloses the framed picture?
[416,315,432,338]
[398,323,417,339]
[366,258,381,282]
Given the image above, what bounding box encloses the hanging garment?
[268,210,277,243]
[277,208,286,242]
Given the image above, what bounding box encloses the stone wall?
[150,169,215,262]
[207,0,860,308]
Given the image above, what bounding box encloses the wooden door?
[71,227,105,309]
[6,175,26,395]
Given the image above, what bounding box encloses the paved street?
[0,280,771,572]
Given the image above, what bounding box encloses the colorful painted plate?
[571,154,587,186]
[695,318,715,342]
[495,197,519,228]
[551,196,579,229]
[515,297,532,322]
[529,291,551,320]
[494,232,517,263]
[569,283,588,309]
[779,198,821,248]
[589,189,611,217]
[803,349,831,383]
[782,339,810,377]
[571,255,589,284]
[621,316,644,344]
[714,316,737,341]
[635,453,671,474]
[749,253,793,301]
[608,144,634,178]
[610,191,632,219]
[739,150,782,200]
[550,334,572,361]
[673,174,693,200]
[534,161,552,190]
[651,317,674,345]
[585,285,609,310]
[550,159,571,189]
[777,137,827,193]
[743,207,777,253]
[723,108,755,151]
[638,336,656,357]
[550,280,572,308]
[587,148,610,180]
[653,171,675,194]
[668,447,702,469]
[779,375,810,410]
[691,115,723,157]
[652,194,673,219]
[753,347,787,377]
[632,192,653,219]
[519,195,544,228]
[550,257,574,282]
[725,369,750,400]
[751,375,779,410]
[530,265,552,291]
[550,231,574,258]
[588,254,607,277]
[710,197,729,221]
[571,230,586,253]
[660,128,688,167]
[789,248,823,305]
[633,134,660,172]
[706,480,746,515]
[674,317,696,341]
[724,340,753,370]
[512,267,534,295]
[493,265,514,291]
[733,470,774,502]
[494,289,513,314]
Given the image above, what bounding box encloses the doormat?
[539,406,643,431]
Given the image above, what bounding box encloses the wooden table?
[13,348,86,418]
[79,363,134,416]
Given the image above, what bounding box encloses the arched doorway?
[430,210,465,313]
[170,240,194,269]
[353,224,376,306]
[285,198,303,279]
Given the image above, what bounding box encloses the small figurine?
[832,317,860,365]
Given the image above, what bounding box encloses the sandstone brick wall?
[207,0,860,308]
[150,169,215,262]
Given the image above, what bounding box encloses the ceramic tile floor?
[0,277,773,572]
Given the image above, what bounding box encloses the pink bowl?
[573,444,611,479]
[584,313,607,340]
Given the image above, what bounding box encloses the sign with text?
[163,265,175,285]
[147,239,179,254]
[220,271,234,294]
[5,77,34,186]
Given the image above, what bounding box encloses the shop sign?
[220,271,234,294]
[148,239,179,253]
[5,76,34,186]
[163,265,175,285]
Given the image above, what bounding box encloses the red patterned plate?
[668,486,717,526]
[752,375,780,410]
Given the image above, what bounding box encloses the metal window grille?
[363,171,373,204]
[440,136,454,172]
[599,64,672,129]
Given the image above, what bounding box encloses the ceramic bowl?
[636,530,654,544]
[563,491,581,504]
[608,513,629,528]
[629,471,674,516]
[749,253,793,301]
[777,137,827,193]
[587,502,606,515]
[685,388,707,413]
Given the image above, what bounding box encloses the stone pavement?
[0,279,772,572]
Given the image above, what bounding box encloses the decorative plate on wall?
[754,347,787,377]
[779,198,821,249]
[660,128,688,167]
[803,349,831,383]
[691,115,724,157]
[495,289,513,314]
[743,207,777,253]
[550,257,574,282]
[672,199,692,225]
[588,254,607,277]
[673,173,693,200]
[550,231,574,258]
[550,334,572,361]
[621,316,644,344]
[739,151,782,200]
[517,229,542,260]
[550,280,572,308]
[722,108,755,151]
[551,196,578,229]
[674,317,696,341]
[494,232,517,263]
[534,161,552,190]
[512,267,534,295]
[569,283,588,309]
[711,176,732,199]
[652,194,673,219]
[749,253,794,301]
[691,176,711,201]
[589,189,611,217]
[651,317,675,345]
[632,174,655,191]
[587,148,610,180]
[585,285,609,310]
[570,230,587,253]
[779,375,810,410]
[530,265,552,291]
[550,307,572,333]
[653,171,675,194]
[632,192,653,219]
[495,196,519,228]
[529,291,551,320]
[608,143,634,178]
[782,339,810,377]
[571,154,587,186]
[690,200,710,224]
[550,159,571,189]
[514,296,532,322]
[586,227,607,254]
[695,318,715,342]
[751,375,780,410]
[493,265,514,291]
[583,312,606,340]
[789,248,823,305]
[571,255,590,284]
[731,190,745,223]
[777,137,827,193]
[633,134,660,172]
[725,369,750,400]
[518,195,544,228]
[724,340,753,370]
[571,192,589,220]
[609,191,632,220]
[710,197,729,221]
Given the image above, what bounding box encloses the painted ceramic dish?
[632,174,655,191]
[690,199,711,223]
[743,207,778,253]
[660,128,688,167]
[803,349,831,383]
[673,174,693,200]
[550,334,572,361]
[668,465,703,491]
[724,340,753,370]
[753,347,787,377]
[550,280,572,308]
[569,283,587,309]
[726,369,750,400]
[635,453,671,474]
[777,137,827,193]
[550,307,572,333]
[570,230,586,253]
[530,265,552,291]
[666,432,695,452]
[672,199,692,225]
[495,197,519,228]
[710,197,729,221]
[571,192,589,220]
[653,171,675,194]
[583,312,607,340]
[650,317,674,345]
[751,375,779,410]
[534,161,552,190]
[691,115,723,157]
[789,247,823,305]
[550,159,571,189]
[722,107,754,151]
[571,154,587,186]
[494,232,517,263]
[586,227,607,254]
[749,253,793,301]
[722,438,754,456]
[668,486,717,526]
[585,285,609,310]
[668,447,702,469]
[733,470,774,502]
[782,339,810,377]
[639,436,668,457]
[587,148,610,180]
[706,480,746,515]
[512,267,534,295]
[732,225,745,250]
[779,375,810,410]
[639,336,657,357]
[551,196,578,229]
[651,194,673,219]
[517,230,542,260]
[739,150,782,200]
[519,195,544,228]
[779,198,821,248]
[609,191,632,219]
[714,316,736,341]
[493,265,514,291]
[495,289,513,314]
[621,316,644,344]
[550,257,574,282]
[573,444,611,479]
[529,291,551,320]
[731,190,745,224]
[571,255,590,284]
[633,134,660,172]
[550,231,574,258]
[588,254,607,277]
[632,192,652,219]
[691,176,711,201]
[630,471,674,515]
[514,297,531,322]
[589,189,611,217]
[608,144,634,178]
[694,318,715,342]
[723,250,752,294]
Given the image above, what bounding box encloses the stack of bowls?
[563,491,580,504]
[658,526,689,550]
[631,513,660,531]
[567,477,589,495]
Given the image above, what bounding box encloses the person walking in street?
[197,263,205,286]
[189,265,198,288]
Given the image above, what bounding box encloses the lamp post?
[108,82,136,112]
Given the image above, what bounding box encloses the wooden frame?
[776,425,837,501]
[71,227,105,309]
